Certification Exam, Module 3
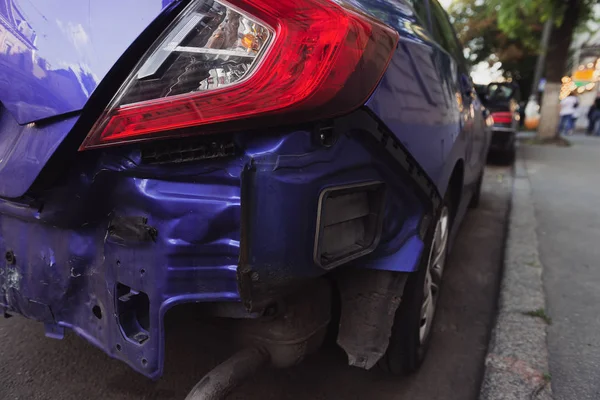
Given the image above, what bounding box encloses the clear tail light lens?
[80,0,398,150]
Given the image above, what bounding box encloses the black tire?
[379,199,452,375]
[469,172,483,209]
[378,250,431,375]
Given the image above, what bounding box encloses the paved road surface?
[0,166,511,400]
[524,136,600,400]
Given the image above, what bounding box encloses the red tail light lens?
[80,0,398,150]
[491,112,513,125]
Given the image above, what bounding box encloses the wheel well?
[447,160,464,216]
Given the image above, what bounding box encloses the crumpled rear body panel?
[0,156,241,378]
[0,112,430,378]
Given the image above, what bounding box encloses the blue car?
[0,0,490,396]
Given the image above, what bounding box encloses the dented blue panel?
[0,168,241,378]
[0,121,428,378]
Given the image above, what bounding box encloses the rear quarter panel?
[349,0,485,199]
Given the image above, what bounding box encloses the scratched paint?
[3,267,21,290]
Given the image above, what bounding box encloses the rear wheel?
[379,203,451,375]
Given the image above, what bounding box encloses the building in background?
[0,0,37,54]
[560,7,600,130]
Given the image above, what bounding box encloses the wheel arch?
[446,159,464,218]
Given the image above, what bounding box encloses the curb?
[479,148,552,400]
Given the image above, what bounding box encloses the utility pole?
[530,17,554,102]
[524,16,553,131]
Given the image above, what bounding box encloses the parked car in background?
[476,82,521,163]
[0,0,489,397]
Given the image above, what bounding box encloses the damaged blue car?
[0,0,490,397]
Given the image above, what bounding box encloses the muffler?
[184,279,331,399]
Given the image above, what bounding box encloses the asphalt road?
[0,165,511,400]
[524,136,600,400]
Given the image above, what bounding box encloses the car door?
[428,0,481,187]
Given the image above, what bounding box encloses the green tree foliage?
[488,0,596,83]
[449,0,542,98]
[453,0,596,78]
[450,0,597,138]
[488,0,554,35]
[489,0,596,35]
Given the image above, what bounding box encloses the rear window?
[429,0,468,72]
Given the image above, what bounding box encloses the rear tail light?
[80,0,398,150]
[491,112,513,125]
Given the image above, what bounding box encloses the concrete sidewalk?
[482,134,600,400]
[480,150,552,400]
[525,135,600,400]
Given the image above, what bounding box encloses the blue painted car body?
[0,0,489,378]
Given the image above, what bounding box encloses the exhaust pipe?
[184,347,270,400]
[185,279,331,399]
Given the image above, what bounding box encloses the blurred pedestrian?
[559,92,579,136]
[587,97,600,136]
